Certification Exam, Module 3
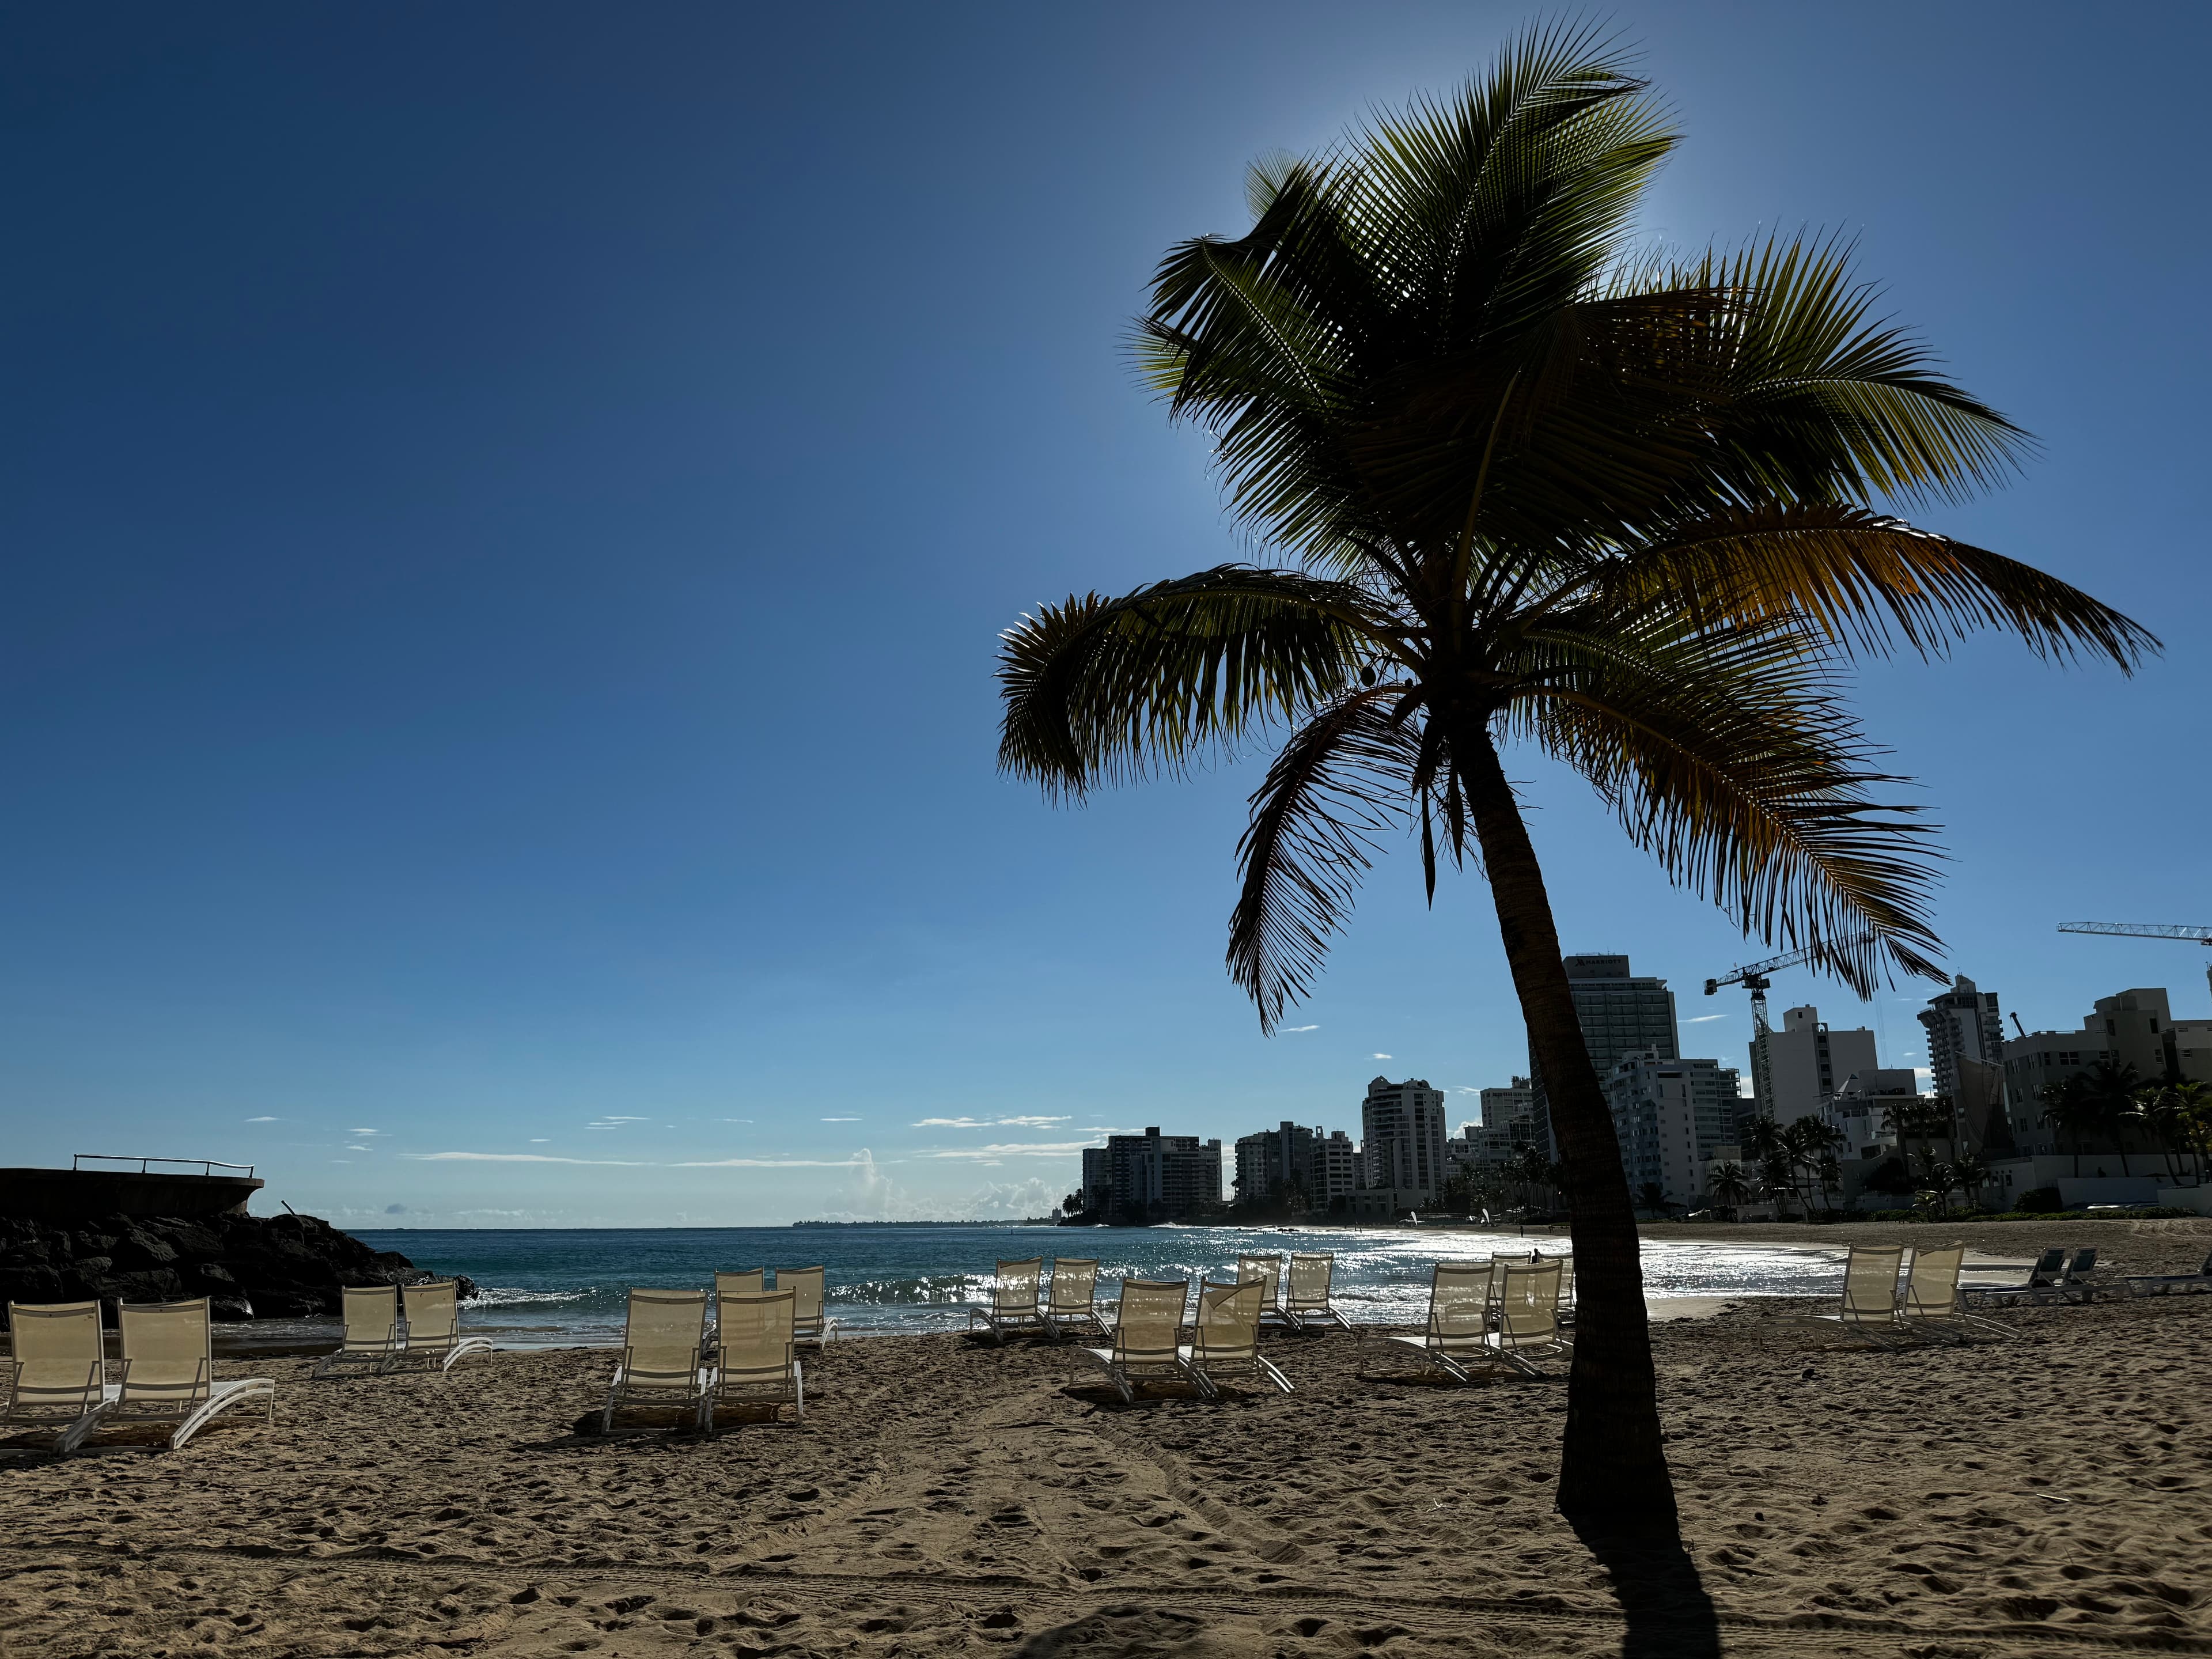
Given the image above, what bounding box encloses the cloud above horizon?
[672,1154,889,1168]
[922,1141,1090,1160]
[245,1115,279,1122]
[1685,1012,1729,1023]
[403,1152,653,1165]
[1281,1024,1319,1033]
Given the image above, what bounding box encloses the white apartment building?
[1603,1051,1741,1207]
[1361,1076,1449,1206]
[1480,1077,1535,1131]
[1821,1067,1919,1160]
[1309,1129,1361,1204]
[1762,1005,1879,1125]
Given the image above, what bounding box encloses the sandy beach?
[5,1226,2210,1657]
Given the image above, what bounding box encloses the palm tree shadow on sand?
[1571,1513,1722,1659]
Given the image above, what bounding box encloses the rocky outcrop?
[0,1211,475,1322]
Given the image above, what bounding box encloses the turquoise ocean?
[347,1222,1854,1347]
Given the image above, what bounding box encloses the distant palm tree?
[2073,1059,2143,1176]
[1707,1162,1752,1219]
[1951,1152,1991,1211]
[1635,1181,1669,1219]
[996,27,2150,1532]
[2168,1080,2212,1183]
[2039,1077,2100,1177]
[2128,1087,2186,1184]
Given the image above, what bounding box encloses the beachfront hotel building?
[1080,1128,1224,1224]
[1233,1120,1317,1207]
[1309,1129,1360,1205]
[1480,1076,1535,1132]
[1528,955,1680,1154]
[1760,1005,1878,1126]
[1601,1051,1742,1208]
[1361,1076,1448,1207]
[1919,975,2006,1103]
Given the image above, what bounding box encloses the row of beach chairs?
[600,1267,836,1433]
[2,1296,275,1455]
[1366,1255,1574,1381]
[965,1251,1357,1346]
[315,1281,494,1377]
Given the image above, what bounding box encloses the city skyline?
[4,3,2206,1226]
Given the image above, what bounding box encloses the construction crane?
[2056,922,2212,1002]
[1705,933,1876,1118]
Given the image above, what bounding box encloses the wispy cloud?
[245,1115,279,1123]
[403,1152,654,1165]
[349,1128,380,1137]
[922,1141,1092,1160]
[914,1114,1070,1129]
[1373,1052,1393,1059]
[722,1118,753,1124]
[821,1116,860,1122]
[344,1145,372,1152]
[673,1155,888,1168]
[1686,1013,1729,1023]
[1449,1086,1481,1094]
[914,1116,989,1128]
[1281,1024,1319,1033]
[529,1138,551,1143]
[995,1115,1070,1127]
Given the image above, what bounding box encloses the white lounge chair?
[1235,1253,1290,1329]
[710,1289,801,1427]
[1895,1244,2012,1342]
[1078,1279,1190,1404]
[1488,1259,1570,1373]
[4,1300,117,1453]
[967,1257,1047,1344]
[1282,1251,1350,1333]
[781,1266,838,1346]
[708,1270,767,1358]
[111,1298,275,1450]
[1043,1257,1104,1340]
[601,1289,711,1433]
[1788,1244,1907,1343]
[1373,1262,1494,1381]
[313,1285,404,1378]
[1180,1279,1292,1400]
[400,1281,494,1373]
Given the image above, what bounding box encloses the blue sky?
[4,3,2205,1227]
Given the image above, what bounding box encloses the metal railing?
[71,1154,257,1180]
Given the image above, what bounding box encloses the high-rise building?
[1309,1130,1360,1205]
[1919,976,2005,1103]
[1529,955,1680,1154]
[1480,1077,1535,1132]
[1082,1128,1223,1223]
[1361,1076,1448,1205]
[1999,986,2212,1152]
[1602,1050,1742,1206]
[1232,1121,1316,1206]
[1760,1005,1878,1126]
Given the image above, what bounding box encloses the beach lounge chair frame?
[1487,1260,1570,1373]
[780,1266,839,1346]
[1043,1257,1104,1341]
[1894,1245,2013,1342]
[4,1300,118,1453]
[601,1289,712,1433]
[399,1280,494,1373]
[314,1285,406,1378]
[112,1298,275,1450]
[967,1258,1048,1344]
[2126,1248,2212,1297]
[1282,1252,1350,1334]
[1786,1244,1907,1344]
[1968,1246,2067,1308]
[709,1288,801,1428]
[1078,1278,1190,1404]
[1180,1279,1292,1400]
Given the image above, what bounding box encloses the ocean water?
[340,1222,1853,1347]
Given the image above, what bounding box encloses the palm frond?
[1593,503,2157,667]
[1499,611,1945,994]
[1229,688,1427,1029]
[995,566,1375,798]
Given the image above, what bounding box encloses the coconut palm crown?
[995,27,2152,1533]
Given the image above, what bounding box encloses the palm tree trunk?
[1457,728,1677,1536]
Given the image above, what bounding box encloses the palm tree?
[2128,1087,2185,1184]
[1707,1162,1751,1219]
[2169,1080,2212,1184]
[1510,1142,1552,1211]
[995,29,2150,1533]
[2040,1077,2101,1177]
[1635,1180,1669,1219]
[1952,1152,1991,1211]
[2073,1059,2143,1176]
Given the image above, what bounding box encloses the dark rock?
[0,1210,478,1323]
